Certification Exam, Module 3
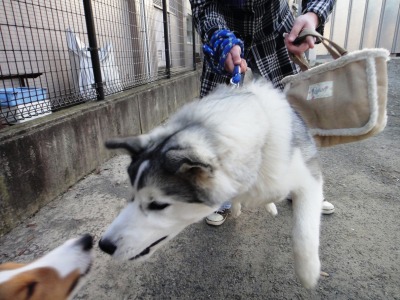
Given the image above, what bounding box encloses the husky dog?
[99,79,323,288]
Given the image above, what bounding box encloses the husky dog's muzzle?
[98,236,168,260]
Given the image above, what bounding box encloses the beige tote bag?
[282,29,390,147]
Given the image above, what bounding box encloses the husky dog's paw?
[230,202,242,218]
[294,254,321,289]
[266,203,278,216]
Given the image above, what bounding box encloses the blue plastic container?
[0,87,47,107]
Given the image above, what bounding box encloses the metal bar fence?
[0,0,201,125]
[83,0,104,101]
[162,0,171,78]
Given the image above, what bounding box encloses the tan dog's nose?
[77,234,94,251]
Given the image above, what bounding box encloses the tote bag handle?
[289,28,348,71]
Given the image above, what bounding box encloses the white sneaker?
[205,209,229,226]
[322,200,335,215]
[287,197,335,215]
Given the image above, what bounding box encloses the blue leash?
[202,30,244,86]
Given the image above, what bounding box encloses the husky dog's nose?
[98,238,117,255]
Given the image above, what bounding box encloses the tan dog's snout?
[0,234,94,300]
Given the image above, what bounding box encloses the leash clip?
[230,65,241,87]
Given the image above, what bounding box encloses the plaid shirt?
[190,0,335,97]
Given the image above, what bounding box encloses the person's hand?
[224,45,248,74]
[285,12,319,55]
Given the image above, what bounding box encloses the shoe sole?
[322,208,335,215]
[205,218,227,226]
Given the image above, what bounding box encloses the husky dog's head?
[98,131,235,261]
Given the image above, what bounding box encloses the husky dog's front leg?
[291,179,323,289]
[266,203,278,216]
[230,202,242,217]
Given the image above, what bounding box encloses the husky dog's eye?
[148,201,170,210]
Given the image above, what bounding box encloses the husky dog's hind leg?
[290,151,324,288]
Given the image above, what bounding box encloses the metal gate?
[317,0,400,55]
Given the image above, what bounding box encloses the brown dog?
[0,234,93,300]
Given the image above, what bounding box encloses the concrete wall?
[0,70,201,237]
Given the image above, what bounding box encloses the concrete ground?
[1,59,399,300]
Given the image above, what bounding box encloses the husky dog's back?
[99,79,323,288]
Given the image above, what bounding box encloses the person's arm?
[189,0,228,45]
[302,0,335,30]
[285,0,335,55]
[189,0,247,74]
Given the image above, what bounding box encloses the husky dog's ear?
[163,149,213,178]
[105,137,146,154]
